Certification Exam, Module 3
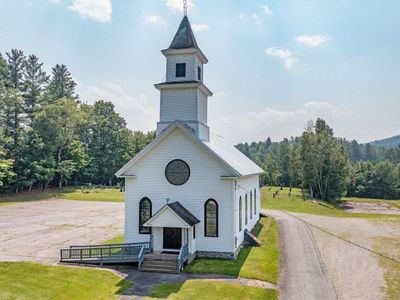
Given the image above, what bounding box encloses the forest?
[1,48,399,201]
[237,124,400,200]
[0,49,154,193]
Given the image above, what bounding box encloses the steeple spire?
[183,0,188,17]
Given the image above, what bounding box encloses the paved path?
[0,200,124,264]
[263,209,337,300]
[117,268,276,299]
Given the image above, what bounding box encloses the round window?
[165,160,190,186]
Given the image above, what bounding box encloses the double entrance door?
[163,227,182,250]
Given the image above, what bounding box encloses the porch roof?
[144,202,200,228]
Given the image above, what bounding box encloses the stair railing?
[177,244,189,272]
[138,245,145,271]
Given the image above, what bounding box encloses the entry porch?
[144,201,200,270]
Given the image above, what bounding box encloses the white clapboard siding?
[197,90,208,124]
[195,55,203,82]
[234,175,260,251]
[160,89,198,121]
[166,54,202,82]
[125,128,236,253]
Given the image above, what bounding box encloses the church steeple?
[155,15,213,142]
[169,16,199,50]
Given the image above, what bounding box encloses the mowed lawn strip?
[262,187,400,221]
[0,187,124,205]
[185,217,279,284]
[105,235,125,245]
[145,279,277,300]
[0,262,132,300]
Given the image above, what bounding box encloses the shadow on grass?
[0,187,75,205]
[185,219,265,278]
[115,278,134,296]
[145,282,185,299]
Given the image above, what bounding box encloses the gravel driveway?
[264,210,337,300]
[0,200,124,264]
[265,209,400,300]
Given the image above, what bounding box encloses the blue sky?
[0,0,399,144]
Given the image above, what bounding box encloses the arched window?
[254,189,257,215]
[245,194,248,225]
[250,191,253,220]
[204,199,218,237]
[239,196,242,232]
[139,198,152,234]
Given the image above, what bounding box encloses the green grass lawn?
[0,187,124,206]
[261,187,400,221]
[145,280,277,300]
[373,237,400,299]
[104,235,125,244]
[185,217,279,284]
[0,262,132,300]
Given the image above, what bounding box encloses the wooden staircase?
[140,253,179,274]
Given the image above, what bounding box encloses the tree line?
[236,120,400,201]
[0,49,154,193]
[1,48,399,201]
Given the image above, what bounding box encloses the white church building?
[116,16,264,263]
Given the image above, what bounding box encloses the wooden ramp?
[60,242,150,267]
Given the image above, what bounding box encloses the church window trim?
[176,63,186,78]
[245,194,248,225]
[239,196,242,232]
[198,66,202,81]
[204,199,218,237]
[250,191,253,220]
[254,189,257,215]
[139,197,152,234]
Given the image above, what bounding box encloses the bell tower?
[155,15,213,142]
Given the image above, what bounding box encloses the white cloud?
[296,35,329,47]
[210,101,354,144]
[165,0,194,12]
[83,82,158,132]
[69,0,112,23]
[145,15,166,25]
[266,47,296,69]
[50,0,61,4]
[263,4,273,15]
[192,24,208,32]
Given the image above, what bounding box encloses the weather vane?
[183,0,188,16]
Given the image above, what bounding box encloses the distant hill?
[369,135,400,148]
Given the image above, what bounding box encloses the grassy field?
[373,237,400,299]
[145,280,277,300]
[104,235,125,245]
[261,187,400,221]
[0,262,132,300]
[185,217,279,283]
[0,187,124,206]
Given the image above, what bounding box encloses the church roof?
[115,121,265,178]
[167,202,200,227]
[204,137,265,178]
[144,201,200,228]
[169,16,198,50]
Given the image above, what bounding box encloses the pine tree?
[47,64,77,101]
[23,55,49,122]
[4,49,26,90]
